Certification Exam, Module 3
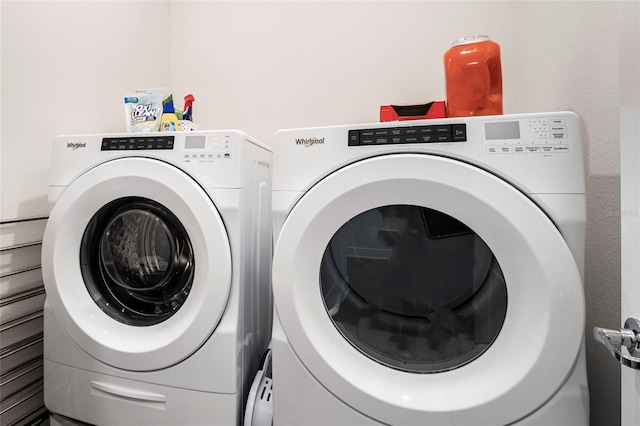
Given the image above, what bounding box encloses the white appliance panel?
[270,112,588,425]
[43,157,232,371]
[43,130,273,425]
[272,154,584,425]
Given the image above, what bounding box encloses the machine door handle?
[90,381,166,404]
[593,317,640,370]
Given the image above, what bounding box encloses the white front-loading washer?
[42,131,273,425]
[271,112,589,425]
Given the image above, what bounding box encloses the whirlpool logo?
[295,137,325,147]
[66,142,87,150]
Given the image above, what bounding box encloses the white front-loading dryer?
[271,112,589,425]
[42,131,273,425]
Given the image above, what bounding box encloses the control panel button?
[549,118,566,125]
[361,137,375,145]
[433,125,451,134]
[348,130,359,146]
[418,135,435,143]
[486,145,517,154]
[452,124,467,141]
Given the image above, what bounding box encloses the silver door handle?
[593,317,640,370]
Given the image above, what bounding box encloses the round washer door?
[272,154,585,425]
[42,157,232,371]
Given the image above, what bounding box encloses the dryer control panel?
[483,117,570,154]
[348,124,467,146]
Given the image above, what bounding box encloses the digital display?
[485,121,520,140]
[185,135,206,149]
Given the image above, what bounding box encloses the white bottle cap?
[451,35,491,47]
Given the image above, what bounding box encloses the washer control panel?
[348,123,467,146]
[101,136,175,151]
[182,134,232,162]
[484,117,569,154]
[99,134,234,162]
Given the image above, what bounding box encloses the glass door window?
[80,197,194,326]
[320,205,507,373]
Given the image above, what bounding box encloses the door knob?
[593,317,640,370]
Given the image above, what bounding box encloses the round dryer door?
[42,157,232,371]
[272,153,585,425]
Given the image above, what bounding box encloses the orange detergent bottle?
[444,35,503,117]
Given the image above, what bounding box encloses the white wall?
[0,1,171,219]
[171,1,519,144]
[0,1,621,424]
[620,1,640,423]
[512,4,620,425]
